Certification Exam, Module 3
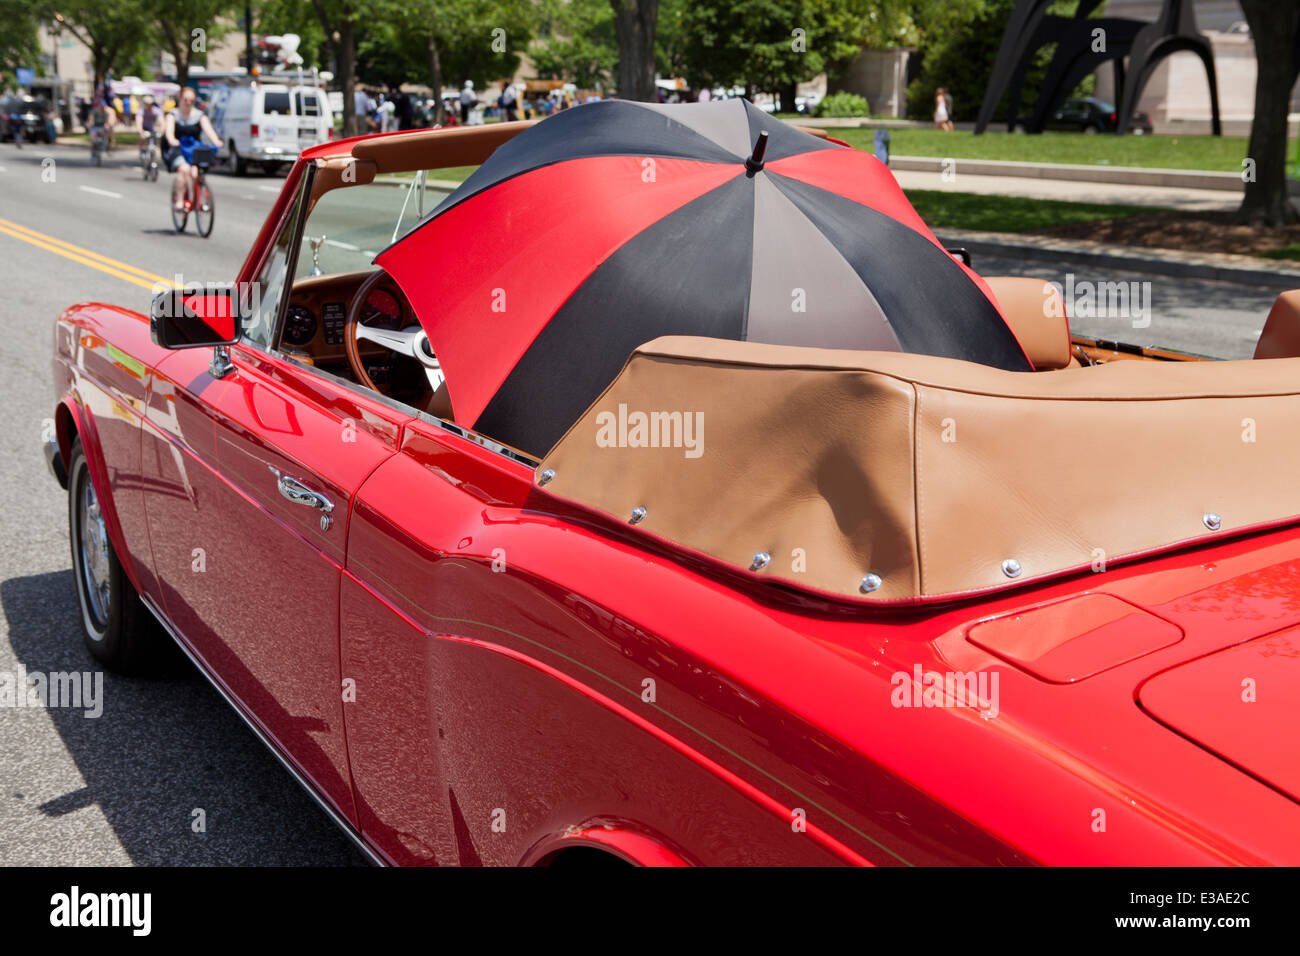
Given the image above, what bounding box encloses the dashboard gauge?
[365,288,401,321]
[283,305,318,346]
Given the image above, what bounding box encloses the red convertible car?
[47,103,1300,866]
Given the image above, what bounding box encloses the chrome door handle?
[276,474,334,513]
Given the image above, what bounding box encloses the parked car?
[0,94,55,142]
[47,106,1300,866]
[1020,96,1154,134]
[207,78,333,175]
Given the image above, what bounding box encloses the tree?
[532,0,618,91]
[257,0,329,69]
[904,0,1018,122]
[354,0,531,123]
[1236,1,1300,227]
[0,0,41,81]
[147,0,236,88]
[679,0,874,109]
[43,2,151,93]
[306,0,366,135]
[611,0,659,100]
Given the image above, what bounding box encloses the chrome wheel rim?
[77,474,111,632]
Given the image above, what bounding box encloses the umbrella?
[376,99,1031,455]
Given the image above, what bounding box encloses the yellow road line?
[0,216,178,291]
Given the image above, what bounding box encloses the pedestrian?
[393,87,413,130]
[498,81,518,122]
[459,80,475,124]
[353,86,373,134]
[934,87,953,131]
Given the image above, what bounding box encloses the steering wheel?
[343,269,445,397]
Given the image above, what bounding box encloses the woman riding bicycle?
[163,88,221,212]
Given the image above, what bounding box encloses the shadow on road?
[1,570,365,865]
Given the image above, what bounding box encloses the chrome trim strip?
[138,594,387,867]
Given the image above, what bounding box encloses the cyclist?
[88,97,113,157]
[135,94,162,152]
[163,87,221,213]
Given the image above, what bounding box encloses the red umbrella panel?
[375,99,1030,455]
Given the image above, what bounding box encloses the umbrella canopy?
[376,99,1031,454]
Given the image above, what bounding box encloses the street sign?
[16,67,35,87]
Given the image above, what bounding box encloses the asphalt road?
[0,141,364,865]
[0,139,1285,865]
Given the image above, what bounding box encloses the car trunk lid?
[1139,627,1300,803]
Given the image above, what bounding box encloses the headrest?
[1254,290,1300,360]
[983,276,1072,370]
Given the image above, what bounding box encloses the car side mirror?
[151,286,240,349]
[151,286,241,378]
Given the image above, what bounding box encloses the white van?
[208,79,333,175]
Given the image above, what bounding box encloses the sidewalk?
[889,166,1236,212]
[936,226,1300,289]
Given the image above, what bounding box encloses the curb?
[890,155,1290,194]
[937,227,1300,289]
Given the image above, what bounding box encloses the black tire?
[172,192,188,232]
[195,180,214,237]
[230,142,246,176]
[67,438,167,673]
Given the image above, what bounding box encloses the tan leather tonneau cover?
[534,337,1300,605]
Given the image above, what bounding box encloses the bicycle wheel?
[171,192,188,232]
[141,152,150,179]
[195,180,214,237]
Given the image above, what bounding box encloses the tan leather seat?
[1254,290,1300,359]
[984,276,1072,370]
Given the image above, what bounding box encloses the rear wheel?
[230,142,247,176]
[67,438,167,673]
[195,180,214,237]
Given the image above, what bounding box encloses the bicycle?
[139,130,160,181]
[89,127,106,166]
[172,147,215,238]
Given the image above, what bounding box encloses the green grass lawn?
[62,130,143,147]
[830,128,1252,172]
[429,165,477,183]
[1257,244,1300,262]
[904,189,1165,233]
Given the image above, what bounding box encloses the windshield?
[296,171,443,279]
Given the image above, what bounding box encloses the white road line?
[78,185,123,199]
[258,185,280,193]
[325,239,359,251]
[361,251,378,258]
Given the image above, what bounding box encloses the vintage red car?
[47,102,1300,866]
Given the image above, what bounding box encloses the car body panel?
[1140,626,1300,803]
[48,127,1300,865]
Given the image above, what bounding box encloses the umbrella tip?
[745,130,769,173]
